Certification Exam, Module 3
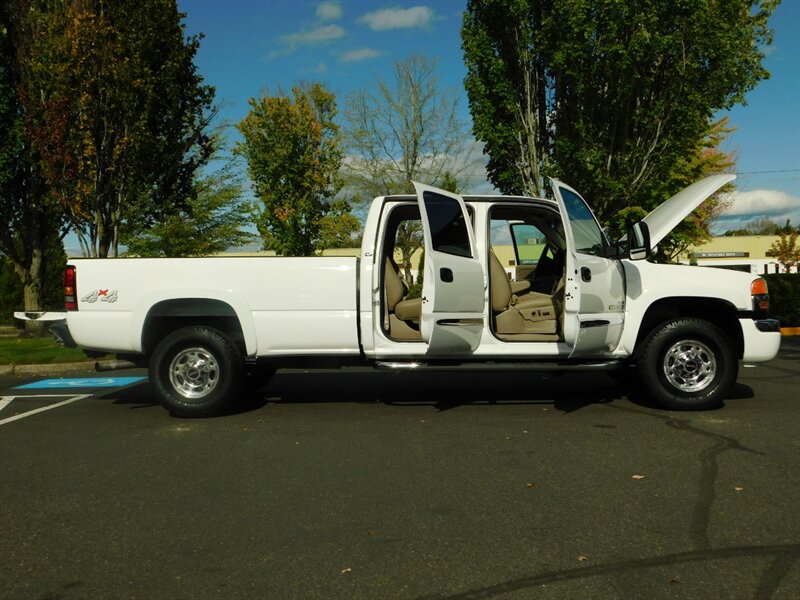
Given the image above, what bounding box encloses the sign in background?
[693,251,750,258]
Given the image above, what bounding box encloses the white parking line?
[0,395,92,426]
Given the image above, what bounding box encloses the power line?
[733,169,800,174]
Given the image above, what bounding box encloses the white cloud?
[719,189,800,217]
[712,188,800,233]
[317,2,342,21]
[340,48,381,62]
[340,139,490,197]
[282,24,345,46]
[359,6,434,31]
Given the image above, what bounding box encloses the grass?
[0,335,102,365]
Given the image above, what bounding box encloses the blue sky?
[178,0,800,234]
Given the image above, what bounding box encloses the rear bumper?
[12,311,77,348]
[740,318,781,362]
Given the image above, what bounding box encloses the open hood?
[641,173,735,247]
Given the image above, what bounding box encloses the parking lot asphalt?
[1,340,798,599]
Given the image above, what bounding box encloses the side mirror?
[627,221,651,261]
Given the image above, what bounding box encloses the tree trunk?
[15,249,47,336]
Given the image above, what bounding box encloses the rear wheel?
[637,318,737,411]
[150,326,243,417]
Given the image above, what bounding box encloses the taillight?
[751,278,769,317]
[65,266,78,310]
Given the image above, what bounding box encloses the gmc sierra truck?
[17,175,781,417]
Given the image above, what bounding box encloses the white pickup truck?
[18,175,781,417]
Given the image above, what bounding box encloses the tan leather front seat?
[489,251,559,336]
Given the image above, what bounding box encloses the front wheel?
[637,318,738,411]
[149,326,244,417]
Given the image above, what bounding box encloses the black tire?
[149,326,244,417]
[637,318,738,411]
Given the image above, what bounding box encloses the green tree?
[654,118,737,262]
[0,1,69,334]
[724,218,798,237]
[123,158,253,257]
[236,83,345,256]
[462,0,548,197]
[20,0,215,258]
[768,230,800,273]
[0,242,65,326]
[462,0,776,223]
[440,171,460,194]
[316,200,362,250]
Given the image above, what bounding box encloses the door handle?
[581,267,592,282]
[440,268,454,283]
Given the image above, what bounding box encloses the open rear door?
[413,182,485,354]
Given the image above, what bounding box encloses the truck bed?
[66,256,362,356]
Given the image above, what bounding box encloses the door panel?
[413,182,484,354]
[550,179,626,356]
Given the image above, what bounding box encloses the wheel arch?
[139,297,254,356]
[632,297,744,360]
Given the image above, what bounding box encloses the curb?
[780,327,800,336]
[0,360,120,376]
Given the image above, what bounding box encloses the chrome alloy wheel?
[662,339,717,393]
[169,347,220,399]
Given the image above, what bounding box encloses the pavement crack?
[753,551,800,600]
[418,544,800,600]
[663,416,763,550]
[607,404,763,551]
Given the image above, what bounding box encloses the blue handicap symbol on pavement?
[15,376,147,390]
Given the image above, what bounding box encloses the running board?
[375,360,622,372]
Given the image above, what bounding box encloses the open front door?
[413,182,485,354]
[550,179,626,356]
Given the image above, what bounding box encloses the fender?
[130,288,258,356]
[618,261,753,355]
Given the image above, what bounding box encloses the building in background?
[679,236,796,274]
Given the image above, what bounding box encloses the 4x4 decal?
[82,289,118,304]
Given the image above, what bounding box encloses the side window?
[422,191,472,258]
[489,205,562,270]
[510,223,548,265]
[559,187,607,256]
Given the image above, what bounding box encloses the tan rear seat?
[384,258,422,340]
